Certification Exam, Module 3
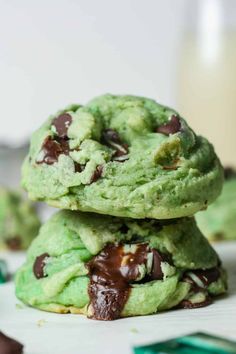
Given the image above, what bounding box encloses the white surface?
[0,0,186,145]
[0,242,236,354]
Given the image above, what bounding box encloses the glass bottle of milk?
[177,0,236,165]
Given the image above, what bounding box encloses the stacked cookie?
[15,94,227,320]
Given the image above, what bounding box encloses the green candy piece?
[15,211,227,320]
[0,260,8,284]
[22,94,223,219]
[0,187,41,250]
[133,332,236,354]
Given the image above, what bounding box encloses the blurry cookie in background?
[0,187,41,251]
[196,167,236,241]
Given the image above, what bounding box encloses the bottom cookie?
[15,211,227,321]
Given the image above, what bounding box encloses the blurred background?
[0,0,235,188]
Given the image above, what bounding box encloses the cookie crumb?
[37,319,47,327]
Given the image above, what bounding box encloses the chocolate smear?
[52,113,72,138]
[33,253,50,279]
[36,136,70,165]
[87,243,149,320]
[90,165,103,184]
[157,114,181,135]
[6,237,22,251]
[0,331,23,354]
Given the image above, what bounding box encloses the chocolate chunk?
[119,224,129,234]
[224,167,236,180]
[192,268,220,287]
[112,143,129,162]
[52,113,72,138]
[183,267,220,293]
[33,253,49,279]
[101,129,129,162]
[74,162,85,173]
[178,297,212,309]
[147,250,172,281]
[0,331,23,354]
[157,114,181,135]
[36,136,70,165]
[102,129,121,144]
[149,250,165,280]
[90,165,103,184]
[5,237,21,251]
[87,243,149,320]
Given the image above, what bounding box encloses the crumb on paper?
[37,319,47,327]
[15,303,25,310]
[130,328,138,333]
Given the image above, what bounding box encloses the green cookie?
[0,187,41,250]
[196,168,236,241]
[15,211,227,320]
[22,94,223,219]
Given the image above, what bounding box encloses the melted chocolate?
[157,115,181,135]
[87,244,170,320]
[33,253,49,279]
[52,113,72,138]
[87,244,149,320]
[178,297,212,309]
[90,165,103,183]
[149,250,169,280]
[0,331,23,354]
[6,237,21,251]
[192,268,220,287]
[181,267,220,309]
[36,136,70,165]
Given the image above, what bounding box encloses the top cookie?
[22,94,223,219]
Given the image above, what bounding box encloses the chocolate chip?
[183,267,220,294]
[192,268,220,287]
[33,253,49,279]
[112,143,129,162]
[87,243,149,320]
[52,113,72,138]
[157,114,181,135]
[36,136,70,165]
[101,129,129,162]
[119,224,129,234]
[178,296,212,309]
[0,331,23,354]
[90,165,103,184]
[5,237,22,251]
[149,250,172,281]
[102,129,121,144]
[74,162,85,173]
